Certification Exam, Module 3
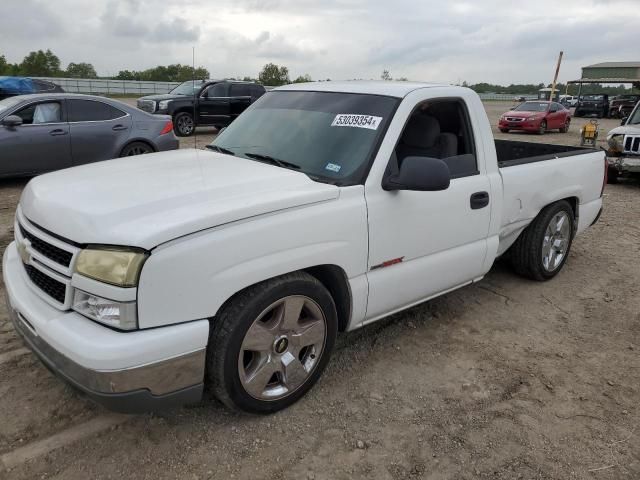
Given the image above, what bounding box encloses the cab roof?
[274,81,451,98]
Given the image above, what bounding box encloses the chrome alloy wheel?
[542,211,571,272]
[238,295,327,401]
[177,115,194,135]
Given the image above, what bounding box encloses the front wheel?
[559,119,570,133]
[607,166,619,184]
[174,112,195,137]
[499,128,509,133]
[207,272,338,413]
[509,200,575,281]
[538,120,547,135]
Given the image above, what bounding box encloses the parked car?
[4,82,605,414]
[137,79,267,136]
[498,101,571,134]
[0,93,178,178]
[605,100,640,182]
[559,95,578,107]
[0,76,64,100]
[574,94,609,118]
[608,95,640,118]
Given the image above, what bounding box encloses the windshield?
[0,96,22,115]
[513,102,549,112]
[210,91,399,184]
[169,80,204,96]
[580,95,604,101]
[628,103,640,125]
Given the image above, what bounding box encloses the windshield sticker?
[325,163,342,173]
[331,114,382,130]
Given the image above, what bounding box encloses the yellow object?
[75,247,148,287]
[580,120,599,147]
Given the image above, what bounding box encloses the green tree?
[258,63,290,86]
[0,55,9,75]
[293,74,312,83]
[381,69,392,81]
[19,49,61,76]
[114,64,209,82]
[65,62,97,78]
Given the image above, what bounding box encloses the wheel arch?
[119,139,156,156]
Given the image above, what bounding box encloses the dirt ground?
[0,101,638,479]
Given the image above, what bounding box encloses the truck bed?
[496,139,596,168]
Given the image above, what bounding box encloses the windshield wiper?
[244,153,301,170]
[206,144,236,156]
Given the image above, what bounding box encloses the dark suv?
[137,80,266,136]
[608,95,640,119]
[574,94,609,118]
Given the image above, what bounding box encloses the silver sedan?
[0,93,179,178]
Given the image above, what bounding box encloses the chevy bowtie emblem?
[17,239,31,265]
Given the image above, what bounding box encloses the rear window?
[581,95,604,101]
[68,99,125,122]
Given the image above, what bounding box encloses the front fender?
[136,187,368,329]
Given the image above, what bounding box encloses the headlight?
[73,290,137,330]
[607,134,624,154]
[74,247,148,287]
[158,100,170,111]
[527,116,539,121]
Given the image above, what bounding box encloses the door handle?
[49,129,67,136]
[112,124,128,131]
[470,191,490,210]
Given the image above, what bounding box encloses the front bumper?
[607,156,640,174]
[3,242,208,413]
[498,120,541,132]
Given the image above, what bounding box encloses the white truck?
[3,82,605,414]
[606,100,640,182]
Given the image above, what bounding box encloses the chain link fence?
[33,77,181,96]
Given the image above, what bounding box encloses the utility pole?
[549,51,563,102]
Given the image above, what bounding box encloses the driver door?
[198,83,230,126]
[0,100,71,177]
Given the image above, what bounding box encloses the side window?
[15,102,62,125]
[68,100,124,122]
[395,99,478,179]
[204,83,227,98]
[251,85,266,100]
[230,84,251,97]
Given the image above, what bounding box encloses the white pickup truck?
[3,82,605,414]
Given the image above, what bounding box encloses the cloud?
[1,0,639,83]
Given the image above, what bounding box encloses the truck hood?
[608,124,640,136]
[138,93,189,102]
[20,149,340,249]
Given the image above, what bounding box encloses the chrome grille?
[506,117,525,122]
[623,135,640,154]
[19,225,72,267]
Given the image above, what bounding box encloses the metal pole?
[549,51,563,103]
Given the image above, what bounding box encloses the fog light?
[73,290,137,330]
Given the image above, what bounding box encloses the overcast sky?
[2,0,639,84]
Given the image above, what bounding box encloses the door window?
[395,99,478,179]
[230,84,252,97]
[14,102,62,125]
[203,83,227,98]
[67,100,125,122]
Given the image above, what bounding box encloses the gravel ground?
[0,101,638,479]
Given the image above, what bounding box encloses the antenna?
[192,46,197,149]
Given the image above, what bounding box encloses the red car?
[498,101,571,134]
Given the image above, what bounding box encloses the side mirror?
[383,156,450,192]
[1,115,23,128]
[620,117,628,126]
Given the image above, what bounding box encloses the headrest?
[402,115,441,148]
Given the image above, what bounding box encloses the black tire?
[559,119,570,133]
[207,271,338,414]
[538,120,547,135]
[174,112,195,137]
[607,167,619,184]
[574,110,583,117]
[119,141,154,157]
[499,128,509,133]
[509,200,575,281]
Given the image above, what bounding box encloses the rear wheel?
[174,112,195,137]
[119,141,153,157]
[207,272,338,414]
[509,200,574,281]
[538,120,547,135]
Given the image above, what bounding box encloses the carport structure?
[568,61,640,95]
